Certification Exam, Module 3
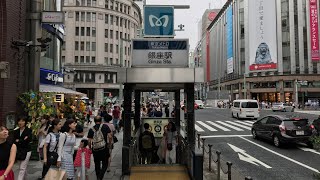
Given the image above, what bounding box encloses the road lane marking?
[239,136,320,173]
[206,121,231,131]
[216,121,244,131]
[197,121,217,131]
[235,120,253,126]
[195,124,204,132]
[228,143,272,168]
[201,135,252,138]
[244,121,255,124]
[299,147,320,155]
[226,121,252,130]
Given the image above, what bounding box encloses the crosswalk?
[195,120,255,132]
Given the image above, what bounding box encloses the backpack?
[91,125,106,151]
[141,133,153,150]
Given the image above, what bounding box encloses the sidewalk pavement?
[13,122,125,180]
[295,110,320,115]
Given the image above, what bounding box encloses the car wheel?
[252,129,258,139]
[273,136,281,147]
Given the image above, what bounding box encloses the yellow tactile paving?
[130,165,190,180]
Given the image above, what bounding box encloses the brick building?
[0,0,27,126]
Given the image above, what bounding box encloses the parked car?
[195,100,204,109]
[251,115,315,147]
[231,99,260,119]
[271,103,294,112]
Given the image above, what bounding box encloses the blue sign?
[144,6,174,37]
[226,5,233,74]
[40,68,63,85]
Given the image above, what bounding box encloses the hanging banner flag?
[226,5,233,74]
[248,0,277,71]
[309,0,319,61]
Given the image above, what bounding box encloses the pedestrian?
[139,123,155,164]
[37,115,50,161]
[58,119,77,180]
[0,126,17,180]
[87,116,112,180]
[165,121,178,164]
[73,119,84,161]
[104,115,115,172]
[39,119,62,179]
[112,106,121,132]
[165,106,169,117]
[74,139,92,180]
[14,116,32,180]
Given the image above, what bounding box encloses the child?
[74,139,92,180]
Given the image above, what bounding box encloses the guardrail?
[196,133,253,180]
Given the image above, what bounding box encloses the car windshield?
[241,102,258,108]
[284,119,308,128]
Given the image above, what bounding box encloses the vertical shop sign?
[226,5,234,74]
[309,0,319,61]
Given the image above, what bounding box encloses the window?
[80,56,84,63]
[75,27,79,36]
[91,57,96,63]
[116,45,119,53]
[92,27,96,37]
[116,16,119,26]
[87,13,91,22]
[105,14,108,24]
[120,4,122,12]
[105,43,108,52]
[92,0,96,6]
[110,58,113,65]
[258,117,268,124]
[128,34,130,40]
[104,57,108,65]
[116,31,119,39]
[241,102,258,108]
[75,56,79,63]
[110,30,113,39]
[87,0,91,6]
[115,2,118,11]
[128,7,131,14]
[75,41,79,50]
[110,0,114,9]
[116,58,119,64]
[128,21,130,29]
[120,18,122,27]
[110,44,113,52]
[128,47,130,55]
[266,117,281,125]
[105,0,108,8]
[76,12,79,21]
[76,0,80,6]
[81,12,85,21]
[86,56,90,63]
[110,15,113,25]
[128,60,130,66]
[124,46,126,55]
[124,5,126,13]
[92,42,96,51]
[80,41,84,50]
[124,19,127,28]
[81,0,85,6]
[125,60,127,67]
[124,33,126,39]
[120,32,122,39]
[81,27,85,36]
[92,13,96,22]
[105,29,108,38]
[86,42,90,51]
[86,27,90,36]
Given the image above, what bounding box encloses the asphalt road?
[195,108,320,180]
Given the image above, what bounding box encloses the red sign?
[309,0,319,61]
[249,63,277,71]
[208,12,217,21]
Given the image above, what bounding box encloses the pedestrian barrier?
[196,132,253,180]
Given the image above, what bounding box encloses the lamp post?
[119,38,131,104]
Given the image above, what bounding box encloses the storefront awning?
[40,84,86,96]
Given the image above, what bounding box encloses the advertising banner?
[309,0,319,61]
[248,0,277,71]
[142,118,170,138]
[226,5,234,74]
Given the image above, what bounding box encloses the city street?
[196,108,320,180]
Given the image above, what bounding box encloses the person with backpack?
[112,106,121,132]
[139,123,155,164]
[87,116,112,180]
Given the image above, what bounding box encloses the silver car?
[271,103,294,112]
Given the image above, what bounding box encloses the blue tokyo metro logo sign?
[144,6,174,37]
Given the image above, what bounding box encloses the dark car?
[251,115,315,147]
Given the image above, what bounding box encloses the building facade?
[62,0,142,106]
[198,0,320,105]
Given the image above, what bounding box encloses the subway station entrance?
[119,67,204,179]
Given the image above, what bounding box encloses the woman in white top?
[165,122,178,164]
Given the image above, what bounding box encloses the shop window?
[92,42,96,51]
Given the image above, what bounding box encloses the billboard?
[248,0,277,71]
[144,6,174,37]
[132,39,189,67]
[226,5,233,74]
[309,0,319,61]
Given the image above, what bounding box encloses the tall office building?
[62,0,142,105]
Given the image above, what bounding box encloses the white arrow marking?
[299,147,320,155]
[228,143,272,169]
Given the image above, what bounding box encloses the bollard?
[201,138,206,155]
[226,161,233,180]
[216,151,221,180]
[245,176,253,180]
[197,133,201,149]
[208,144,213,171]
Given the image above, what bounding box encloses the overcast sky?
[146,0,227,50]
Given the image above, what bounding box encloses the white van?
[232,99,260,119]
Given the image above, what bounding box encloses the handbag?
[44,168,67,180]
[47,133,63,165]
